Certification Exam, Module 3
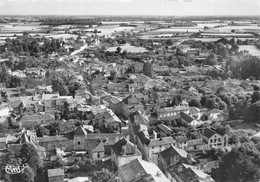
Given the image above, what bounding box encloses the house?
[177,163,215,182]
[19,114,55,128]
[134,62,144,73]
[37,135,72,157]
[128,110,149,143]
[137,130,175,163]
[208,109,229,122]
[128,83,142,93]
[180,112,201,127]
[73,125,87,151]
[157,106,189,120]
[103,95,122,115]
[118,158,170,182]
[157,145,197,182]
[186,138,207,152]
[47,168,64,182]
[201,128,229,150]
[91,73,107,90]
[107,82,128,93]
[111,137,142,167]
[119,94,145,117]
[153,66,171,75]
[26,68,46,78]
[156,124,172,136]
[68,177,91,182]
[189,107,201,119]
[86,139,105,162]
[175,135,188,150]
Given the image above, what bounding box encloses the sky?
[0,0,259,16]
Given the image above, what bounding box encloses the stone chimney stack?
[122,145,127,156]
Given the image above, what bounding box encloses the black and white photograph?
[0,0,260,181]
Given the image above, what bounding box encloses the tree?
[244,100,260,123]
[19,166,35,182]
[92,168,116,182]
[35,126,50,137]
[189,99,201,108]
[251,91,260,103]
[230,43,239,53]
[63,102,70,120]
[200,95,209,107]
[206,53,218,66]
[20,143,43,172]
[166,39,173,46]
[116,46,121,54]
[207,98,217,109]
[46,156,64,169]
[212,143,260,182]
[218,101,227,111]
[46,122,62,136]
[52,78,68,96]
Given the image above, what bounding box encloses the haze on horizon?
[0,0,259,16]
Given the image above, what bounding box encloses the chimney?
[206,175,211,182]
[134,144,138,154]
[122,145,127,156]
[187,154,192,161]
[156,171,161,177]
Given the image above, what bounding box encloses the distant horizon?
[0,0,259,17]
[1,14,260,17]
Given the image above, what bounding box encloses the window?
[78,142,81,145]
[152,146,154,149]
[214,139,217,143]
[210,139,213,143]
[97,152,100,158]
[218,138,221,142]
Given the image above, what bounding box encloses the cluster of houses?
[0,25,236,182]
[0,76,231,182]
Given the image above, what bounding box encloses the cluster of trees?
[226,55,260,80]
[35,121,75,137]
[212,141,260,182]
[0,143,43,182]
[0,63,24,88]
[0,33,63,57]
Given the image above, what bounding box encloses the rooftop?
[47,168,64,177]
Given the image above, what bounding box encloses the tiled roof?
[86,139,104,152]
[175,135,188,142]
[119,159,147,182]
[160,145,188,165]
[157,124,172,133]
[37,135,70,143]
[111,137,140,156]
[137,131,150,145]
[157,106,189,113]
[180,112,195,123]
[47,168,64,177]
[189,107,200,114]
[20,114,55,122]
[74,126,87,136]
[42,93,60,100]
[148,137,175,147]
[203,128,216,139]
[128,110,149,126]
[187,138,205,147]
[119,159,169,182]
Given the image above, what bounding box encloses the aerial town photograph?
[0,0,260,181]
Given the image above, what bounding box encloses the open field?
[227,120,259,135]
[106,43,148,53]
[239,45,260,57]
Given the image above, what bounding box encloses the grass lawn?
[228,120,260,135]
